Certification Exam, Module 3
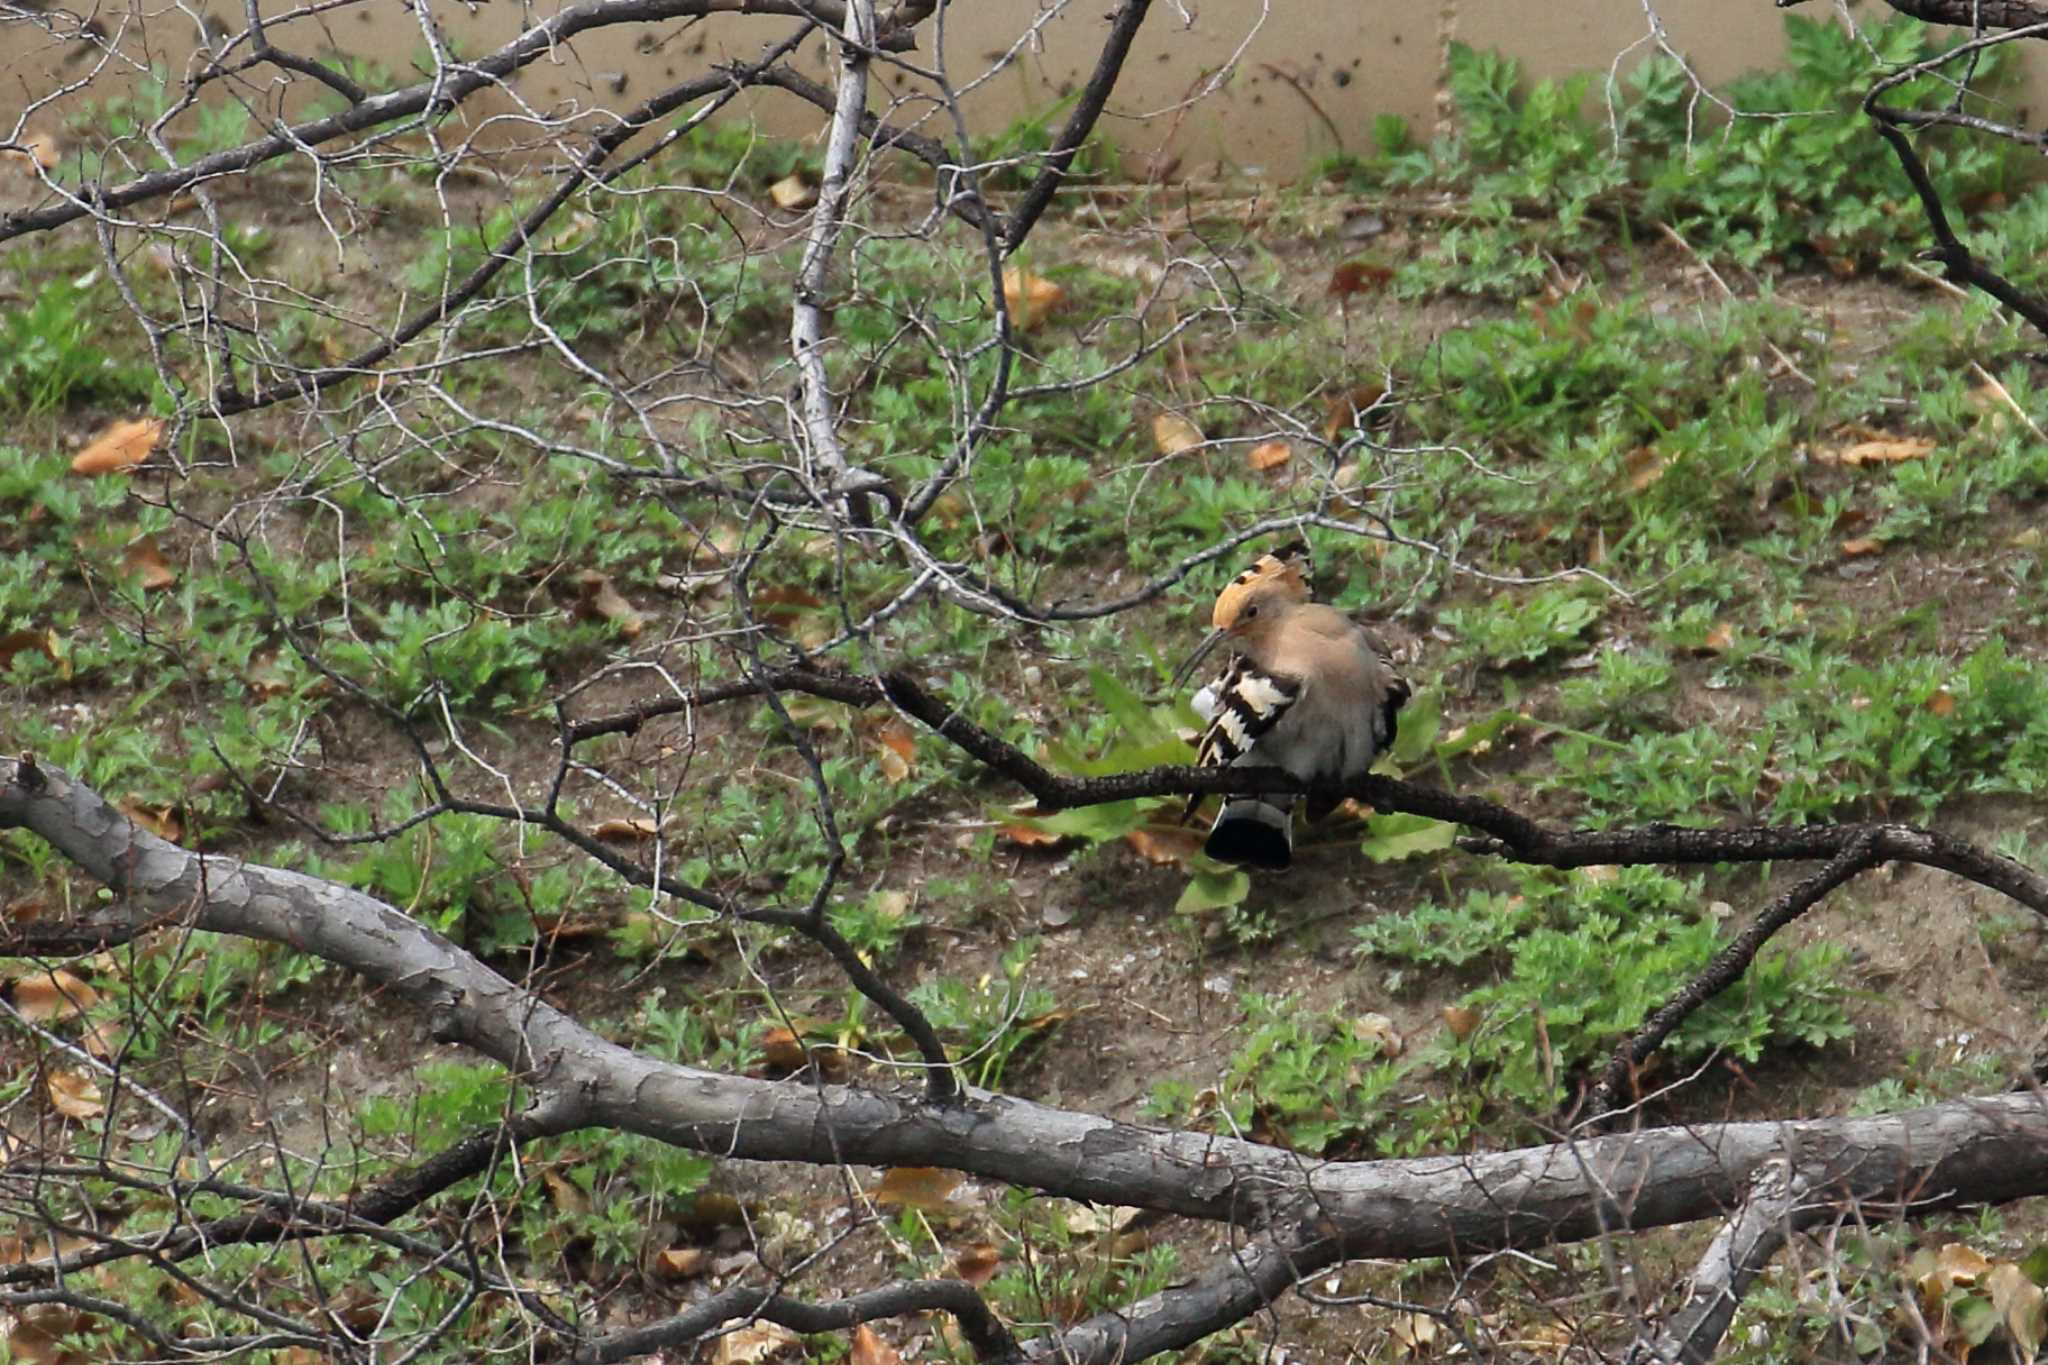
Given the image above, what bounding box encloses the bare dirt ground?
[10,177,2048,1361]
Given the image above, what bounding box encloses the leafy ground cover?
[3,14,2048,1360]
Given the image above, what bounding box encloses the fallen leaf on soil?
[1390,1311,1441,1355]
[758,1027,808,1074]
[70,417,163,476]
[5,133,59,177]
[1512,1321,1577,1358]
[712,1322,801,1365]
[1247,439,1292,472]
[872,1166,962,1211]
[1990,1261,2046,1359]
[768,173,816,211]
[1927,688,1957,717]
[117,800,181,843]
[121,535,178,590]
[540,1168,588,1216]
[850,1325,903,1365]
[1327,260,1393,297]
[1353,1012,1403,1058]
[1322,384,1387,439]
[572,571,646,639]
[1702,621,1735,653]
[954,1242,1002,1286]
[1840,537,1883,558]
[1001,267,1064,331]
[0,629,63,675]
[80,1020,124,1060]
[47,1070,103,1120]
[10,970,97,1022]
[4,1308,104,1365]
[997,823,1067,848]
[1621,446,1666,493]
[1124,827,1202,865]
[1441,1005,1481,1041]
[594,817,665,842]
[871,721,916,782]
[1151,411,1204,457]
[1579,864,1619,884]
[651,1246,711,1281]
[1817,436,1934,466]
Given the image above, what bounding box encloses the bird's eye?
[1242,605,1259,619]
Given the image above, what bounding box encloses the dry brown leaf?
[594,817,664,842]
[1919,1242,1994,1305]
[1926,688,1957,717]
[47,1070,104,1120]
[1441,1005,1481,1041]
[1151,411,1204,457]
[573,571,646,639]
[70,417,163,477]
[1001,267,1065,331]
[651,1245,711,1281]
[712,1321,801,1365]
[768,173,817,211]
[1989,1261,2045,1360]
[5,133,59,177]
[1817,436,1935,467]
[954,1242,1002,1286]
[10,970,97,1023]
[540,1168,588,1216]
[0,628,63,675]
[1702,621,1735,653]
[1390,1310,1441,1356]
[121,534,179,590]
[1353,1012,1403,1059]
[4,1308,102,1365]
[849,1325,903,1365]
[872,1166,962,1211]
[871,720,915,783]
[1247,439,1292,472]
[1124,826,1203,865]
[1840,537,1883,558]
[996,823,1067,848]
[117,800,181,843]
[1327,260,1394,297]
[758,1027,808,1074]
[1322,384,1387,440]
[1621,446,1666,493]
[80,1019,124,1060]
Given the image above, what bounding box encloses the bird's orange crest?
[1211,540,1311,627]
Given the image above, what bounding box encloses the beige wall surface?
[2,1,2041,179]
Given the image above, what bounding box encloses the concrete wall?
[1,1,2037,182]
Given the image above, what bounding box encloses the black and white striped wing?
[1185,659,1302,820]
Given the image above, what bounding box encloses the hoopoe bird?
[1174,542,1410,870]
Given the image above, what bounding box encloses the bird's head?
[1171,542,1312,689]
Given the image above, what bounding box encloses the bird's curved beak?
[1170,628,1227,692]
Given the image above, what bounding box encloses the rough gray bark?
[6,752,2048,1364]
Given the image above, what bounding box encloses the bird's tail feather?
[1204,798,1293,870]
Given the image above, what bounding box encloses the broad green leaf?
[1435,707,1517,760]
[1012,801,1148,845]
[1389,687,1442,766]
[1361,813,1457,863]
[1175,865,1250,914]
[1089,667,1171,746]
